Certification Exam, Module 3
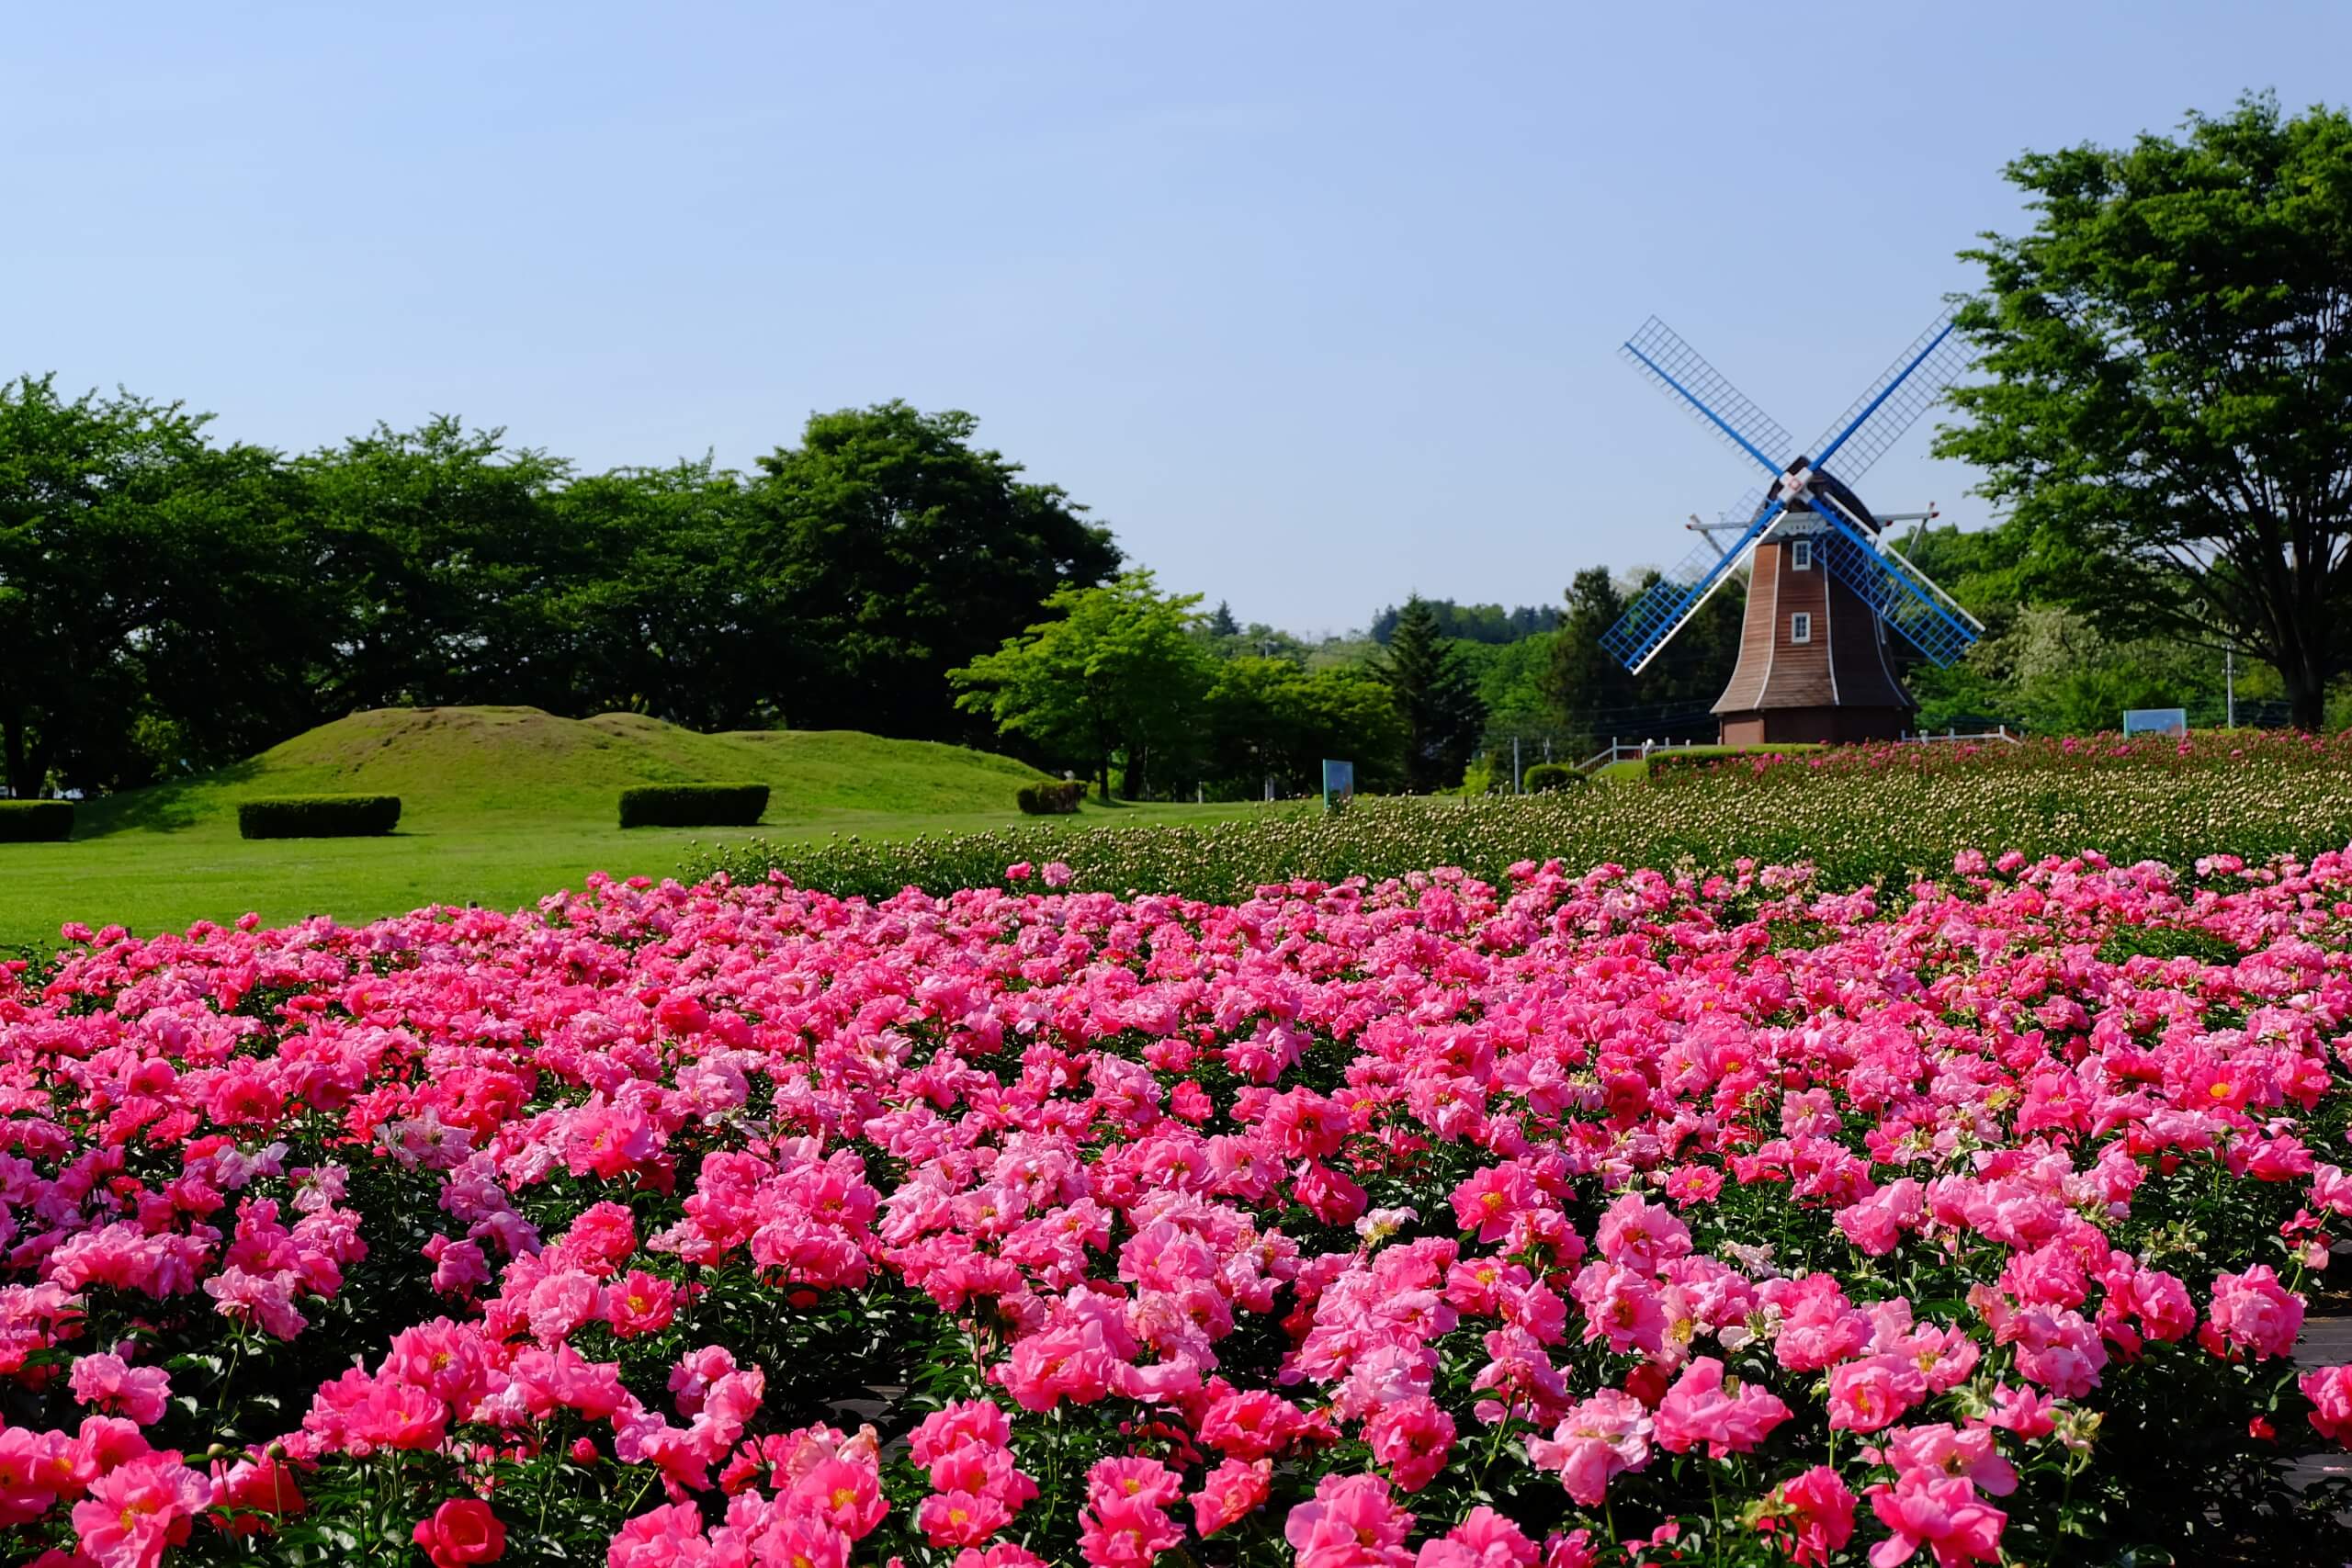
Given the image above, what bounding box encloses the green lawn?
[1,706,1261,950]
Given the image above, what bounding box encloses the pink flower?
[1758,1465,1856,1567]
[1654,1357,1791,1458]
[1867,1472,2005,1568]
[1191,1458,1272,1537]
[1085,1456,1182,1513]
[66,1355,170,1426]
[1285,1472,1415,1568]
[2199,1264,2304,1360]
[412,1498,506,1568]
[916,1491,1013,1548]
[1366,1395,1455,1493]
[1878,1425,2017,1496]
[70,1454,209,1568]
[1418,1506,1538,1568]
[2301,1364,2352,1442]
[1826,1355,1927,1434]
[1525,1387,1653,1506]
[1078,1495,1182,1566]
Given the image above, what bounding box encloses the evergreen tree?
[1382,596,1487,791]
[1205,600,1239,638]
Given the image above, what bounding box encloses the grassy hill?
[78,706,1061,836]
[8,707,1253,948]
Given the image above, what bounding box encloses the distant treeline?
[0,381,1115,798]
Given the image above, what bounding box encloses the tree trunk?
[2,713,31,799]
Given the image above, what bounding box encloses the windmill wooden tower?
[1601,310,1983,743]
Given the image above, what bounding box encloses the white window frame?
[1790,537,1813,570]
[1790,612,1813,644]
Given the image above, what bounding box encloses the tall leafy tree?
[1939,92,2352,729]
[753,402,1120,739]
[537,460,778,729]
[950,570,1209,799]
[1382,596,1487,791]
[1204,657,1406,797]
[298,417,571,712]
[0,376,325,796]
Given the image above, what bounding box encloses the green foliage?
[1201,657,1406,798]
[1544,565,1740,749]
[692,736,2352,901]
[951,570,1212,800]
[1520,761,1582,792]
[1939,91,2352,729]
[0,374,328,798]
[1369,598,1555,644]
[0,800,72,842]
[1382,597,1487,792]
[753,401,1121,739]
[616,783,770,829]
[1643,744,1827,779]
[1015,781,1084,815]
[237,795,401,839]
[2096,922,2243,967]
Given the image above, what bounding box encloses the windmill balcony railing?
[1577,739,1717,773]
[1900,725,2022,744]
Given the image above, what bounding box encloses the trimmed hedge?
[237,795,401,840]
[618,784,770,829]
[1016,781,1085,816]
[0,800,74,843]
[1521,762,1583,793]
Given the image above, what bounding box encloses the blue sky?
[10,2,2348,633]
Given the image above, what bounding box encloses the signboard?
[2121,707,2188,738]
[1321,759,1354,809]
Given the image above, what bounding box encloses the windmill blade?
[1620,317,1796,479]
[1601,501,1785,674]
[1803,497,1980,666]
[1806,307,1971,483]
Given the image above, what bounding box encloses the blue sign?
[2121,707,2188,738]
[1321,759,1354,807]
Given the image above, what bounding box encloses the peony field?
[8,842,2352,1567]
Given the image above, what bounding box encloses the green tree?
[1543,569,1636,747]
[950,570,1210,800]
[754,402,1120,739]
[537,460,779,730]
[0,376,326,796]
[298,416,571,712]
[1939,92,2352,729]
[1203,658,1406,797]
[1381,596,1487,791]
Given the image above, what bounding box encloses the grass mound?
[76,706,1057,836]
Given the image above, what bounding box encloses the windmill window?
[1790,612,1813,644]
[1791,538,1813,570]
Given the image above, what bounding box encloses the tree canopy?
[753,402,1120,739]
[1939,91,2352,728]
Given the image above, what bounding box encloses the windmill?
[1601,309,1984,744]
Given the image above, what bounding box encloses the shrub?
[0,800,73,843]
[617,783,770,829]
[1015,781,1085,815]
[687,735,2352,903]
[236,795,401,839]
[1521,761,1582,792]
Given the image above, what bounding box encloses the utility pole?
[1512,737,1522,794]
[2225,649,2236,728]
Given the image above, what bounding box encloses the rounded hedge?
[0,800,74,843]
[237,795,401,840]
[618,784,770,829]
[1016,781,1085,816]
[1521,761,1584,793]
